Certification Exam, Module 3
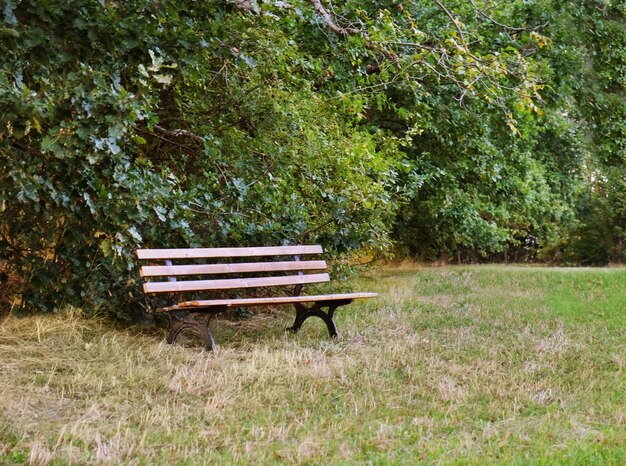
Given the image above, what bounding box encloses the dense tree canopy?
[1,0,625,317]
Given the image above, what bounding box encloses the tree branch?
[309,0,361,35]
[469,0,536,32]
[153,125,205,145]
[433,0,468,48]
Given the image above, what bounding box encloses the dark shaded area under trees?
[1,0,625,318]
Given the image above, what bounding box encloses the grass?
[1,265,625,465]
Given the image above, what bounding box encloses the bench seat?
[160,292,379,311]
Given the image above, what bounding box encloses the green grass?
[1,266,626,464]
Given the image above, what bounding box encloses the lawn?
[1,266,625,465]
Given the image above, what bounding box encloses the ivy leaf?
[153,74,173,85]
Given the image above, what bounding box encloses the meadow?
[1,266,625,465]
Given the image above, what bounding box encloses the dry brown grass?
[1,267,626,464]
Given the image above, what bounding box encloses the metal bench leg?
[165,310,221,351]
[289,300,352,339]
[166,311,189,344]
[194,313,217,351]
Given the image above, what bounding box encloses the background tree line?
[1,0,625,318]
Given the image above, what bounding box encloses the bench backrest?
[135,245,329,295]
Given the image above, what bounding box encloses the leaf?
[240,54,257,68]
[40,136,58,153]
[0,27,19,38]
[154,74,173,85]
[127,226,142,242]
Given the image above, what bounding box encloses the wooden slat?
[161,293,378,311]
[136,245,323,260]
[140,260,327,278]
[143,273,330,294]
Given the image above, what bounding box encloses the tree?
[0,0,555,316]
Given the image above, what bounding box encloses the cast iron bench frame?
[135,245,377,350]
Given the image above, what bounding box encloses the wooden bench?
[135,245,377,350]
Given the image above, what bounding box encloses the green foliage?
[391,97,580,261]
[533,0,626,265]
[0,0,402,316]
[561,168,626,266]
[3,0,625,317]
[388,0,626,263]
